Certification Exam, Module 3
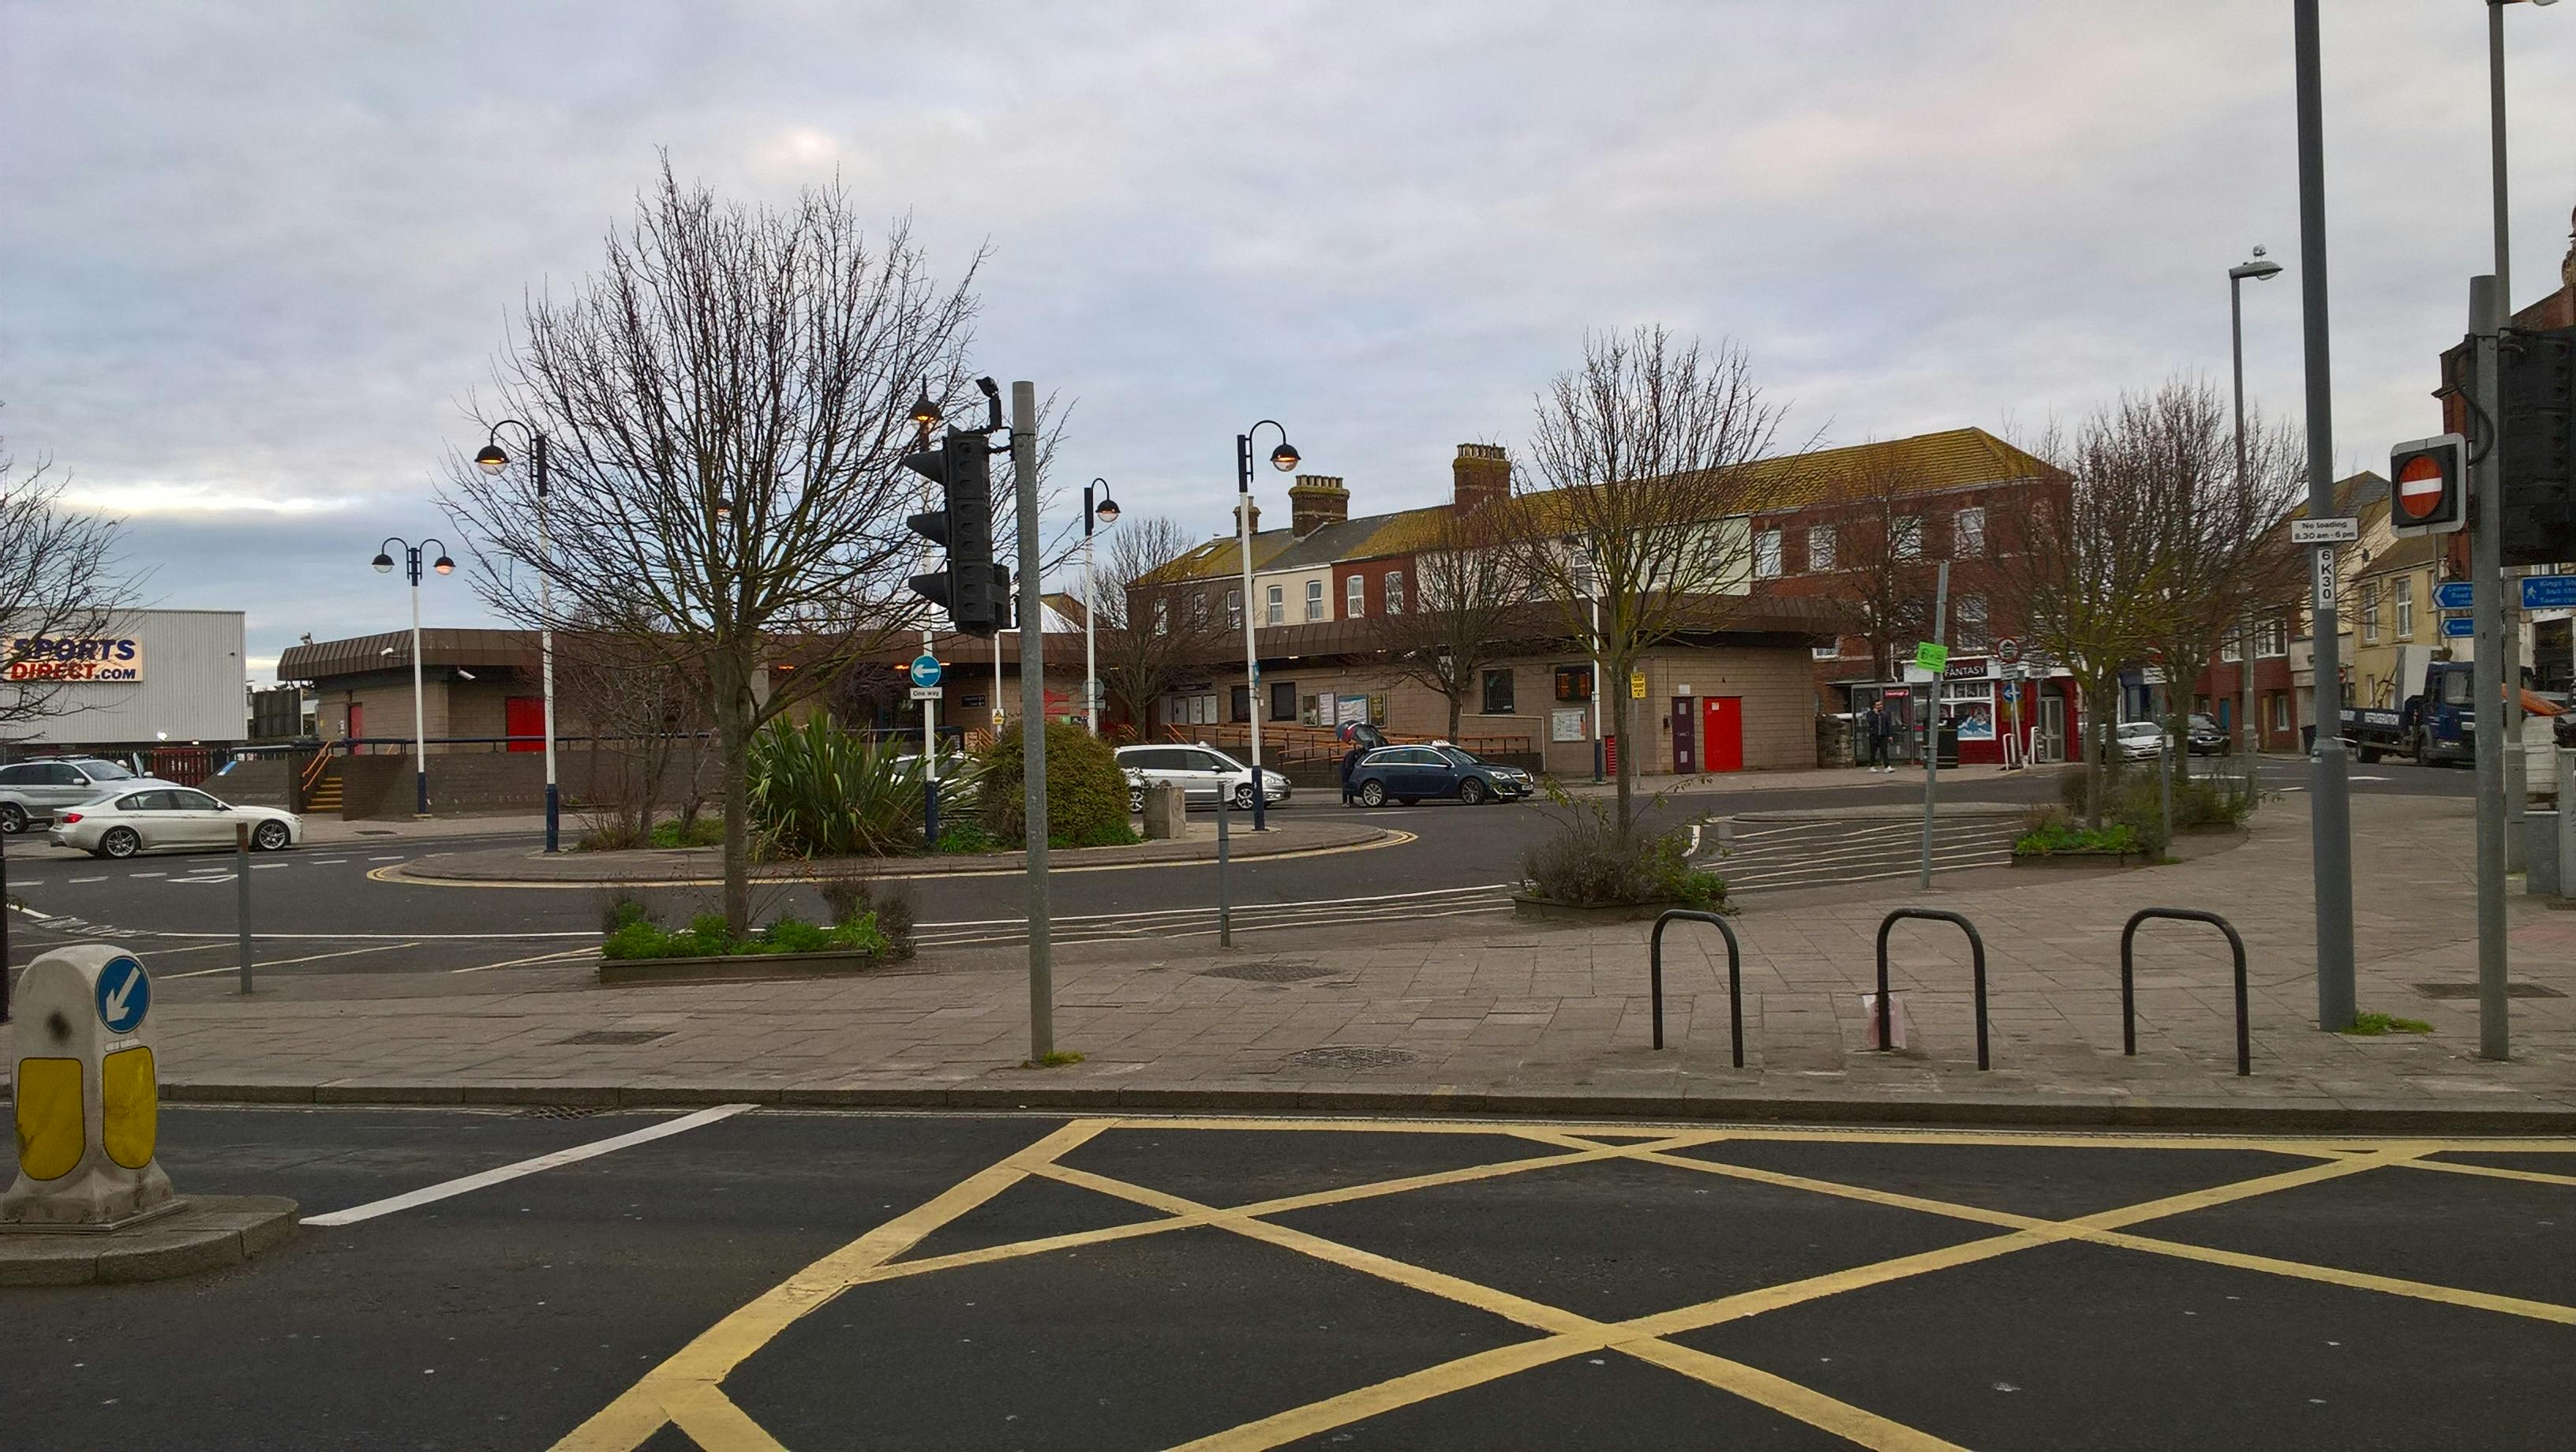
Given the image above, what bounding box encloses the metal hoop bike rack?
[1874,908,1990,1069]
[1649,909,1744,1067]
[2119,908,2250,1076]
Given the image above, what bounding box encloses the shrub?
[975,719,1136,848]
[2170,777,2256,830]
[937,818,996,855]
[598,908,893,962]
[2012,820,2143,855]
[747,716,927,858]
[600,893,655,934]
[814,874,917,960]
[647,816,725,848]
[1522,797,1725,909]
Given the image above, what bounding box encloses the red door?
[506,695,545,752]
[1702,696,1743,773]
[1670,698,1696,773]
[346,702,365,743]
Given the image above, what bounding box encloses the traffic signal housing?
[2387,433,2467,540]
[904,430,1006,637]
[2497,324,2574,567]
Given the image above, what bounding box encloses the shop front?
[1855,657,2080,767]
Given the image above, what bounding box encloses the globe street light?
[476,421,562,851]
[375,537,454,817]
[1234,421,1298,830]
[1083,478,1119,735]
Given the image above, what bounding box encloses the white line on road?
[304,1104,758,1227]
[450,947,597,975]
[157,942,424,979]
[367,855,406,862]
[251,862,293,870]
[129,871,167,878]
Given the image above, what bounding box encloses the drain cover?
[1200,960,1332,984]
[1283,1045,1422,1070]
[559,1028,675,1046]
[2413,982,2566,1000]
[516,1105,616,1120]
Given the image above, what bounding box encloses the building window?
[1807,525,1837,572]
[1754,530,1783,579]
[1230,685,1251,723]
[1264,585,1283,627]
[2394,575,2415,639]
[1954,594,1987,648]
[1270,680,1296,722]
[1953,507,1985,558]
[1553,664,1593,702]
[1384,571,1406,615]
[2360,581,2379,643]
[1346,575,1365,618]
[1893,515,1924,562]
[2221,634,2242,663]
[1305,578,1324,622]
[1152,598,1170,636]
[1226,589,1241,629]
[2270,692,2289,734]
[1813,642,1841,661]
[2256,619,2288,658]
[1481,668,1515,715]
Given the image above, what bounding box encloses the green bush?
[937,818,996,855]
[747,716,928,858]
[648,816,725,848]
[2170,777,2256,830]
[1522,797,1726,909]
[599,908,893,962]
[975,719,1137,849]
[2013,820,2144,855]
[814,874,918,960]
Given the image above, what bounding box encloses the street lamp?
[2488,0,2555,851]
[1082,478,1119,735]
[476,421,562,852]
[1234,421,1298,830]
[2227,247,2284,765]
[373,537,454,818]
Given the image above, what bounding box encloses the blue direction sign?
[2441,616,2477,639]
[94,955,150,1035]
[2434,581,2477,611]
[2521,574,2576,611]
[908,654,943,689]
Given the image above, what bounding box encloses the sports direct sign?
[4,634,144,683]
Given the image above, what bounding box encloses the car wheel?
[100,826,140,859]
[1128,787,1145,814]
[1231,783,1256,811]
[1358,780,1387,808]
[253,820,292,851]
[0,803,23,835]
[1458,778,1488,806]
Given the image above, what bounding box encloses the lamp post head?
[2230,246,2284,283]
[372,552,395,574]
[432,553,455,576]
[1268,440,1300,473]
[473,443,510,474]
[1093,494,1120,526]
[713,497,734,529]
[908,386,942,429]
[1089,477,1119,526]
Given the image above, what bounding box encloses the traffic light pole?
[2292,0,2357,1032]
[1012,380,1055,1064]
[2469,275,2511,1061]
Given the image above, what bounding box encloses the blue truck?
[2339,647,2473,765]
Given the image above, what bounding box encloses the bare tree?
[556,627,711,845]
[1370,500,1526,740]
[0,421,138,731]
[1095,515,1227,737]
[1807,439,1942,683]
[1506,327,1790,844]
[442,159,982,931]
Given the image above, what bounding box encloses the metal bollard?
[235,821,253,994]
[1215,795,1231,948]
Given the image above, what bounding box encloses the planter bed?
[1510,894,1705,924]
[2009,850,2139,868]
[598,948,888,986]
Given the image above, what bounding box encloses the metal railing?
[1649,909,1743,1065]
[1875,908,1990,1069]
[2120,908,2250,1076]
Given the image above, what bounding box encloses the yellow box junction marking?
[548,1118,2576,1452]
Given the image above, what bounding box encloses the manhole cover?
[1283,1045,1423,1070]
[2413,982,2566,1000]
[1200,960,1332,984]
[558,1028,676,1046]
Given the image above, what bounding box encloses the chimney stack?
[1287,475,1349,537]
[1453,443,1510,513]
[1232,496,1260,535]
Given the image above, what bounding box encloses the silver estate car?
[0,756,180,834]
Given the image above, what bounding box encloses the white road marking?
[368,855,406,862]
[169,874,237,884]
[159,942,421,979]
[303,1104,758,1227]
[450,947,597,975]
[68,875,107,883]
[129,871,167,878]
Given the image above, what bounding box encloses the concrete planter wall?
[598,948,887,986]
[1510,894,1701,924]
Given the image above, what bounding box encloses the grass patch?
[2341,1011,2433,1036]
[1029,1050,1086,1068]
[2012,818,2144,856]
[600,901,892,963]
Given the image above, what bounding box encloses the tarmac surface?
[2,1105,2567,1450]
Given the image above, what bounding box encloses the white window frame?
[1384,571,1406,616]
[2394,576,2414,639]
[2360,580,2380,643]
[1953,507,1985,558]
[1225,589,1242,629]
[1345,574,1365,618]
[1893,515,1924,562]
[1807,525,1837,572]
[1954,593,1988,648]
[2256,619,2288,658]
[2220,637,2243,664]
[1305,578,1324,623]
[1152,598,1170,636]
[1265,585,1284,627]
[1754,529,1783,579]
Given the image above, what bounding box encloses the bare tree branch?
[0,416,141,730]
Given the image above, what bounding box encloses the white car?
[49,787,302,859]
[2106,720,2172,763]
[1114,743,1291,813]
[0,756,185,834]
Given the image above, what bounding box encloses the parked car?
[49,787,301,859]
[1114,744,1290,812]
[2185,713,2231,756]
[2105,720,2171,763]
[0,756,184,834]
[1347,743,1535,806]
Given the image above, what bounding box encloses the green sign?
[1913,642,1949,675]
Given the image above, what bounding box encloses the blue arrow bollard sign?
[2520,574,2576,611]
[2434,581,2477,611]
[909,654,943,689]
[94,954,150,1035]
[2441,616,2477,639]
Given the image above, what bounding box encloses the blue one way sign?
[95,955,150,1035]
[909,654,943,689]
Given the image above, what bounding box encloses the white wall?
[0,608,249,745]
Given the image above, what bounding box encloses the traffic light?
[2497,324,2574,567]
[2387,433,2467,540]
[904,431,1006,637]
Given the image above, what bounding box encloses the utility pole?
[2469,276,2511,1061]
[2293,0,2357,1031]
[1013,380,1054,1063]
[1918,560,1949,890]
[2488,0,2529,863]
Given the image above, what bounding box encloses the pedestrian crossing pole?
[1012,380,1054,1063]
[1919,562,1949,891]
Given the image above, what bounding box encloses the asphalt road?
[2,1106,2566,1450]
[0,758,2467,979]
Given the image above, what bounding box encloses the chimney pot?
[1287,474,1349,537]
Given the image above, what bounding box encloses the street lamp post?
[2228,248,2284,769]
[1083,478,1120,735]
[1234,421,1299,830]
[371,537,455,818]
[474,424,560,851]
[2488,0,2555,856]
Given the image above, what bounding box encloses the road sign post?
[1010,381,1054,1065]
[2469,277,2510,1061]
[1919,563,1949,891]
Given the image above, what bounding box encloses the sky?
[4,1,2573,683]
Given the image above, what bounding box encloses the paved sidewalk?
[12,793,2574,1130]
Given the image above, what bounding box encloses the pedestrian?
[1866,700,1893,773]
[1339,742,1365,805]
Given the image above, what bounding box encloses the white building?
[0,608,249,747]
